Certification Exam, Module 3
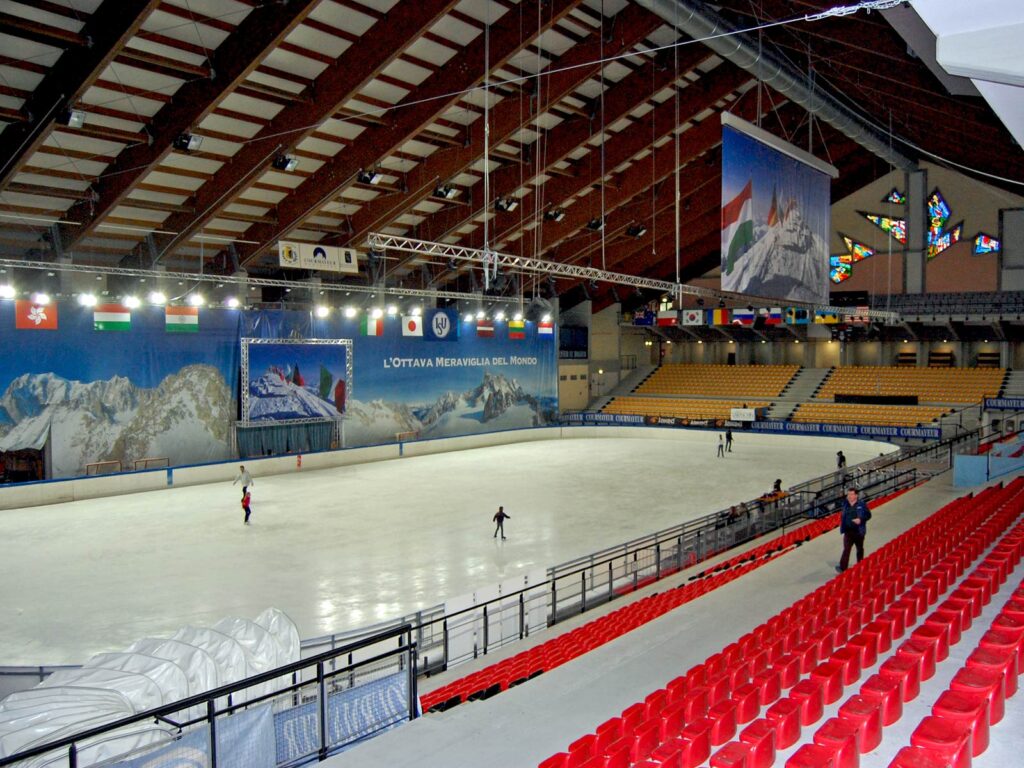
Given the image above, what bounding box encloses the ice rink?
[0,431,888,666]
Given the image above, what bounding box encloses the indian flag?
[165,306,198,332]
[722,180,754,276]
[94,304,130,331]
[361,316,383,336]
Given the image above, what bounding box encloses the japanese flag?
[402,316,423,336]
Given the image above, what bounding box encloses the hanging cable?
[599,0,607,272]
[673,0,680,284]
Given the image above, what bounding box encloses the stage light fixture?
[541,313,551,323]
[344,306,357,318]
[386,305,398,316]
[32,292,50,305]
[434,184,458,200]
[626,223,647,238]
[315,305,329,318]
[188,293,204,306]
[77,293,97,307]
[173,132,203,152]
[495,197,519,212]
[226,297,241,309]
[124,296,141,309]
[495,311,506,321]
[0,285,16,299]
[411,306,422,316]
[544,208,566,222]
[272,154,298,172]
[464,312,474,322]
[513,312,522,321]
[718,299,726,308]
[148,291,166,305]
[371,307,383,319]
[476,310,485,319]
[586,217,604,231]
[58,108,86,129]
[357,168,383,185]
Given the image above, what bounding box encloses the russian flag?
[731,308,754,326]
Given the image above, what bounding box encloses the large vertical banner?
[0,304,238,478]
[720,113,836,304]
[242,339,351,422]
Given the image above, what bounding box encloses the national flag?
[360,316,383,336]
[763,307,783,325]
[15,300,58,330]
[477,321,494,337]
[402,316,423,336]
[731,308,754,326]
[165,306,198,332]
[424,309,459,341]
[537,321,554,336]
[784,307,809,325]
[656,310,678,327]
[508,320,526,339]
[814,310,839,325]
[681,310,704,326]
[846,306,870,325]
[767,186,779,227]
[722,180,754,275]
[93,304,131,331]
[708,308,730,325]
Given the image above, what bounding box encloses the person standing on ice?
[233,465,254,500]
[493,506,510,540]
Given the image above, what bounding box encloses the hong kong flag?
[15,300,58,330]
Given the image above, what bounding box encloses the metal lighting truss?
[0,258,522,305]
[367,233,900,322]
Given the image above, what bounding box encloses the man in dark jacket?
[836,486,871,573]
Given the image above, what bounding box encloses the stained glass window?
[928,222,962,258]
[829,256,851,283]
[841,236,875,262]
[974,233,1000,254]
[883,188,906,204]
[862,212,908,243]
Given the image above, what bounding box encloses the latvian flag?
[722,180,754,276]
[165,306,198,332]
[477,320,494,337]
[681,309,703,326]
[537,321,554,336]
[731,308,754,326]
[656,310,678,327]
[94,304,130,331]
[508,320,526,339]
[361,316,383,336]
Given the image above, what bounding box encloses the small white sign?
[278,241,360,274]
[731,408,756,422]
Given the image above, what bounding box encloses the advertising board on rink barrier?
[562,411,940,440]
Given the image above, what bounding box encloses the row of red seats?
[537,477,1024,768]
[422,485,917,713]
[890,521,1024,767]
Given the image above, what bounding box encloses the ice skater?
[232,465,254,499]
[493,506,510,540]
[717,434,725,458]
[836,451,846,470]
[725,429,733,452]
[242,490,252,525]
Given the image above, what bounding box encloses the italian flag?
[722,180,754,275]
[94,304,130,331]
[166,306,198,332]
[361,316,383,336]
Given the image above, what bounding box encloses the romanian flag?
[537,321,554,336]
[708,308,730,325]
[94,304,130,331]
[15,300,57,330]
[477,321,494,337]
[508,320,525,339]
[360,316,383,336]
[166,306,198,332]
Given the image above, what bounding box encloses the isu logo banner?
[15,300,58,330]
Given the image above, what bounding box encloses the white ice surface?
[0,432,885,666]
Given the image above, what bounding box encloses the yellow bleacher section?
[814,366,1005,404]
[634,364,800,398]
[791,402,951,428]
[603,397,771,421]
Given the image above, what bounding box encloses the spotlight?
[344,306,357,318]
[124,296,141,309]
[447,257,458,270]
[357,168,383,185]
[476,310,485,319]
[746,304,754,312]
[696,298,704,307]
[371,307,383,319]
[386,304,398,316]
[541,313,551,322]
[272,154,299,172]
[77,293,97,307]
[544,208,566,222]
[626,223,647,238]
[513,312,523,321]
[495,197,519,212]
[187,293,204,306]
[173,132,203,152]
[495,311,506,321]
[57,108,86,129]
[31,292,50,305]
[586,217,604,231]
[718,299,726,308]
[0,285,16,299]
[315,305,329,318]
[464,312,474,321]
[411,306,422,316]
[434,183,458,200]
[148,291,166,305]
[226,297,240,309]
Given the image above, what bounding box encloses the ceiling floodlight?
[513,312,523,321]
[58,108,86,129]
[386,304,398,316]
[187,293,204,306]
[173,132,203,152]
[226,297,240,309]
[586,217,604,231]
[495,197,519,212]
[411,306,422,316]
[357,169,383,185]
[476,310,485,319]
[124,296,141,309]
[544,208,566,222]
[371,307,383,319]
[495,311,506,321]
[344,306,357,318]
[0,285,16,299]
[31,292,50,305]
[77,293,97,307]
[541,313,551,322]
[272,154,299,172]
[148,291,166,305]
[463,312,473,321]
[315,305,329,318]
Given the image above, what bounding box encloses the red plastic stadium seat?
[710,741,753,768]
[708,699,739,745]
[681,718,714,766]
[732,682,761,724]
[966,646,1017,697]
[879,655,922,701]
[838,695,882,752]
[539,753,569,768]
[791,679,826,725]
[785,743,836,767]
[889,745,964,768]
[909,716,972,768]
[766,698,802,749]
[810,660,846,704]
[859,674,903,726]
[812,718,860,768]
[931,690,989,757]
[739,719,776,768]
[949,667,1004,725]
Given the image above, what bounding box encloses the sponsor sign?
[985,398,1024,411]
[278,241,360,274]
[730,408,757,421]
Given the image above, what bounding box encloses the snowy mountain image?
[0,366,233,477]
[727,206,828,304]
[342,371,555,446]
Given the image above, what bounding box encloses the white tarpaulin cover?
[0,609,300,766]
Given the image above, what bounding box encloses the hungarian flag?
[477,321,494,337]
[94,304,130,331]
[681,310,703,326]
[402,316,423,336]
[15,300,57,330]
[722,180,754,276]
[361,316,383,336]
[508,320,525,339]
[537,321,554,336]
[166,306,198,332]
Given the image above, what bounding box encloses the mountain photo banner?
[720,113,836,305]
[242,339,351,423]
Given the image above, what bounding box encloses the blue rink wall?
[0,305,557,479]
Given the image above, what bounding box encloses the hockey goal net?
[133,457,170,470]
[395,430,420,443]
[85,460,122,476]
